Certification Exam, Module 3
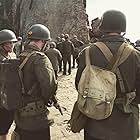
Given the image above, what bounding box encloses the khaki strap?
[18,51,37,94]
[19,51,37,70]
[95,42,134,68]
[95,42,134,93]
[85,46,91,66]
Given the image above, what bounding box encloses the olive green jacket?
[15,44,57,131]
[75,35,140,140]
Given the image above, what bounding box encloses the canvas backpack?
[0,51,38,110]
[77,42,134,120]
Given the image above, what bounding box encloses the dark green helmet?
[0,29,17,45]
[99,10,126,33]
[27,24,51,41]
[64,34,69,39]
[135,39,140,46]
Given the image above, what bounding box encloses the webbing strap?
[85,46,91,66]
[18,51,37,94]
[95,42,134,68]
[85,42,134,94]
[95,42,125,93]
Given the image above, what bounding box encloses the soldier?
[60,33,65,41]
[71,35,84,68]
[56,37,65,72]
[13,36,22,58]
[0,29,17,140]
[89,17,102,43]
[135,39,140,51]
[75,10,140,140]
[61,34,74,75]
[12,24,57,140]
[45,41,62,79]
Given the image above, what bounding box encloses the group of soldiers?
[0,9,140,140]
[0,22,84,140]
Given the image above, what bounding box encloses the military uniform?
[75,35,140,140]
[0,29,17,138]
[14,44,57,140]
[45,47,62,79]
[0,47,14,135]
[71,37,84,68]
[61,39,74,75]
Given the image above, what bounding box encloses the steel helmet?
[27,24,51,41]
[135,39,140,46]
[49,41,56,48]
[99,10,126,33]
[0,29,17,45]
[64,34,69,39]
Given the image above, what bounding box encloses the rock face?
[0,0,89,43]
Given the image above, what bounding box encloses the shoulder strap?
[95,42,134,93]
[95,42,134,71]
[18,51,37,94]
[85,46,91,66]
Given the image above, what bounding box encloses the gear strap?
[94,42,134,93]
[18,51,37,95]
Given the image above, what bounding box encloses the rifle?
[48,95,63,115]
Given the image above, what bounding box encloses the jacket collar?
[99,35,125,42]
[25,44,41,51]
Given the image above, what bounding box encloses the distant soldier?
[135,39,140,51]
[0,29,17,140]
[45,41,62,79]
[71,35,84,68]
[56,37,65,72]
[89,17,102,43]
[61,34,74,75]
[12,24,57,140]
[13,36,22,58]
[60,33,65,41]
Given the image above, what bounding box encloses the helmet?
[99,10,126,33]
[0,29,17,45]
[60,34,65,38]
[49,41,56,48]
[17,36,22,40]
[73,35,77,39]
[27,24,51,41]
[135,39,140,45]
[64,34,69,39]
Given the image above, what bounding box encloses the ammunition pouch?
[19,100,47,117]
[115,91,136,113]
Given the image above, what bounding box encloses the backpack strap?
[18,51,37,94]
[95,42,134,70]
[95,42,134,93]
[85,46,91,66]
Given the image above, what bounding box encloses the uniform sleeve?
[34,54,57,104]
[134,51,140,104]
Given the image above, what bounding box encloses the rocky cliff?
[0,0,89,42]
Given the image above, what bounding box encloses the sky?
[86,0,140,43]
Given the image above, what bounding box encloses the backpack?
[0,51,37,110]
[77,42,134,120]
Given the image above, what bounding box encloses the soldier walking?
[75,10,140,140]
[61,34,74,75]
[11,24,57,140]
[45,41,62,79]
[0,29,17,140]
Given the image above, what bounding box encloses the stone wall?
[1,0,89,43]
[0,0,88,42]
